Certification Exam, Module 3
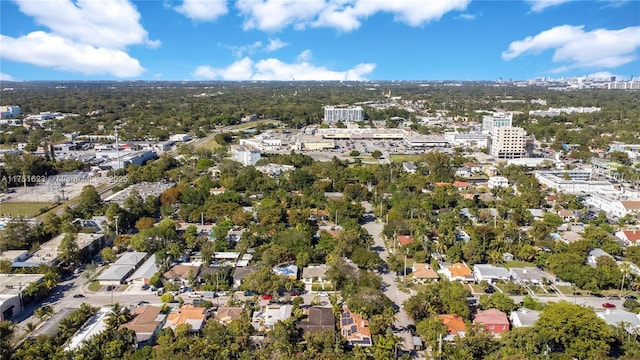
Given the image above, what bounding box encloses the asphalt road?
[362,201,418,354]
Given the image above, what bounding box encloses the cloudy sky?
[0,0,638,81]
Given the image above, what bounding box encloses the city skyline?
[0,0,638,82]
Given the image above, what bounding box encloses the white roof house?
[65,307,110,351]
[472,264,511,283]
[596,310,640,334]
[509,308,541,328]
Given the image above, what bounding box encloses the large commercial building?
[482,113,512,134]
[0,105,21,119]
[324,106,364,124]
[489,126,527,159]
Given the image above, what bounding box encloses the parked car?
[244,291,257,296]
[259,294,273,301]
[608,295,620,300]
[602,303,616,309]
[485,286,495,294]
[138,301,150,306]
[73,294,85,298]
[624,295,638,300]
[318,291,329,297]
[141,283,150,290]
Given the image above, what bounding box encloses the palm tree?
[25,322,37,334]
[105,303,132,329]
[619,262,631,296]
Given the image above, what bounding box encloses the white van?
[188,292,203,298]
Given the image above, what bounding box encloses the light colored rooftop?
[65,307,110,351]
[0,273,44,295]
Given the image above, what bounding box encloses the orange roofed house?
[164,305,208,332]
[341,307,372,347]
[397,235,415,247]
[438,314,466,341]
[616,229,640,246]
[473,308,510,336]
[443,262,474,283]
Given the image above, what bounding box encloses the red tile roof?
[397,235,415,246]
[439,314,466,335]
[623,230,640,243]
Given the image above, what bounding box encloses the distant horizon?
[1,1,638,82]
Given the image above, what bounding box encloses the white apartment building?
[534,171,615,194]
[489,126,527,159]
[585,193,640,219]
[231,146,261,166]
[324,106,364,123]
[481,112,512,133]
[444,132,489,148]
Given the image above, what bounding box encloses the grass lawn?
[0,201,56,217]
[504,260,536,269]
[88,281,101,292]
[229,119,282,130]
[470,284,485,294]
[555,285,575,295]
[198,138,222,150]
[389,154,424,163]
[529,285,548,295]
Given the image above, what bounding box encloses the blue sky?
[1,0,638,81]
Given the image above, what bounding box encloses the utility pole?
[403,252,407,286]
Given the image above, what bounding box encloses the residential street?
[362,202,418,354]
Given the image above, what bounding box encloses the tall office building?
[489,126,527,159]
[324,106,364,123]
[482,112,512,134]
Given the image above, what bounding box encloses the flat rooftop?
[0,273,44,295]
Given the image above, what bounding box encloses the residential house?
[488,176,509,189]
[438,314,466,341]
[164,305,208,332]
[615,229,640,246]
[340,307,372,347]
[297,307,336,334]
[403,162,417,174]
[197,266,229,285]
[510,267,550,286]
[397,235,415,247]
[120,306,166,347]
[596,309,640,335]
[411,263,440,284]
[209,187,226,196]
[302,264,330,290]
[442,262,474,283]
[455,167,472,178]
[272,263,298,280]
[502,253,514,262]
[453,181,472,190]
[509,308,540,328]
[252,305,292,332]
[472,264,511,283]
[233,266,257,288]
[558,209,577,222]
[587,248,613,268]
[163,264,201,284]
[473,308,510,336]
[215,307,245,325]
[463,162,482,173]
[65,308,110,351]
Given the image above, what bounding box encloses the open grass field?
[389,154,424,163]
[0,201,55,217]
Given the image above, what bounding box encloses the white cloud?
[0,32,145,77]
[526,0,630,12]
[525,0,573,12]
[0,73,18,81]
[3,0,155,77]
[192,52,375,81]
[12,0,157,49]
[297,50,313,62]
[456,13,477,20]
[174,0,228,22]
[502,25,640,72]
[225,38,289,57]
[265,38,289,52]
[236,0,470,32]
